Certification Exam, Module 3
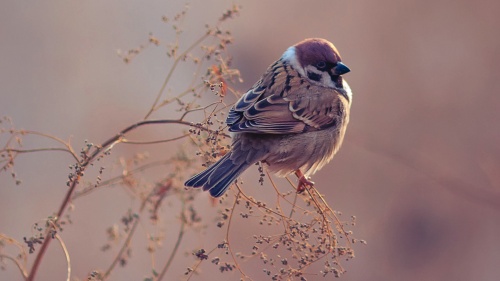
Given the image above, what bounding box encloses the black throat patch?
[307,71,321,82]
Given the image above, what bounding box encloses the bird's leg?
[295,170,315,193]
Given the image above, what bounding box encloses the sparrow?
[185,38,352,197]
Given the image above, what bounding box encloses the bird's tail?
[185,152,249,197]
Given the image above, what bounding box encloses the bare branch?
[53,234,71,281]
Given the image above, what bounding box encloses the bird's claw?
[295,170,315,193]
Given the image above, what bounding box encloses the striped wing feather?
[227,60,342,134]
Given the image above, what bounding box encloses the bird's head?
[282,38,350,91]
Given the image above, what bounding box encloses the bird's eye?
[316,61,327,70]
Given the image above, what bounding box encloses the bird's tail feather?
[185,153,249,197]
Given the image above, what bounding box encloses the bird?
[185,38,352,197]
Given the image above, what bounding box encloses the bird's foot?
[295,170,315,193]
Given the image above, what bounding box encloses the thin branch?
[54,234,71,281]
[267,172,302,260]
[26,214,66,280]
[0,233,28,279]
[102,180,173,279]
[225,190,250,279]
[21,130,78,160]
[156,82,205,110]
[5,148,78,161]
[179,101,225,121]
[233,184,289,219]
[109,119,229,144]
[156,199,187,281]
[185,246,218,281]
[0,254,28,280]
[72,159,174,200]
[289,191,299,218]
[144,33,211,120]
[121,134,190,145]
[311,188,351,239]
[102,218,140,280]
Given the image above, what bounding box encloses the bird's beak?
[332,62,350,75]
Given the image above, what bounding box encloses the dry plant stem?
[103,185,159,279]
[157,82,205,110]
[267,174,286,219]
[185,247,218,281]
[227,183,334,276]
[27,119,220,281]
[267,174,310,216]
[233,184,289,220]
[225,189,250,280]
[144,33,211,120]
[21,130,78,160]
[0,233,28,262]
[314,191,350,235]
[0,130,76,157]
[122,133,190,145]
[0,254,27,280]
[179,101,226,121]
[155,199,187,281]
[54,234,71,281]
[304,183,352,247]
[0,234,28,278]
[72,159,174,200]
[306,188,353,262]
[102,218,139,280]
[302,187,338,253]
[232,179,338,276]
[1,130,78,171]
[1,130,77,162]
[4,148,77,160]
[27,177,79,281]
[284,175,348,236]
[283,176,350,272]
[289,191,299,218]
[102,186,186,280]
[266,173,303,260]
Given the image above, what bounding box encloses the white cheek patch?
[321,72,335,88]
[304,65,335,88]
[282,46,306,77]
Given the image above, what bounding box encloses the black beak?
[332,62,350,75]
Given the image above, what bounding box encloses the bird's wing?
[226,60,345,134]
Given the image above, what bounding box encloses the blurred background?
[1,0,500,280]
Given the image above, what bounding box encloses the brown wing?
[226,59,345,134]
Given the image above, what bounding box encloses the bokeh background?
[1,0,500,280]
